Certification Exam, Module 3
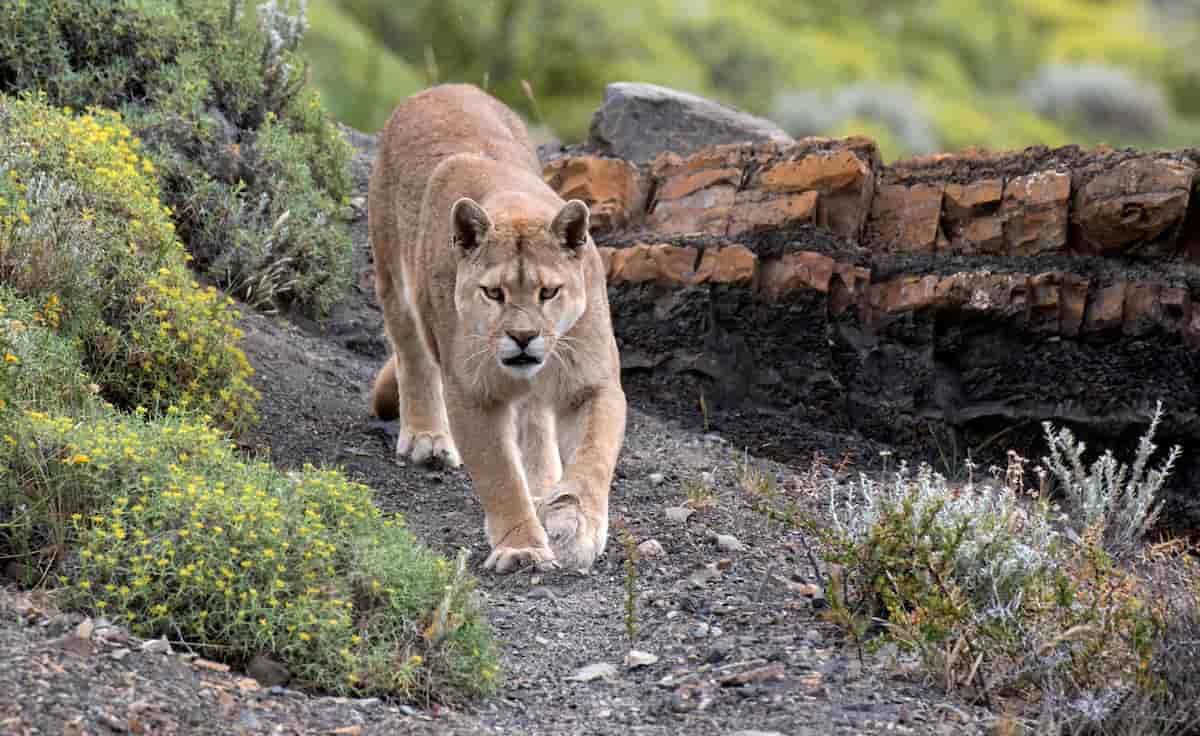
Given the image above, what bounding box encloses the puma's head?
[451,195,591,381]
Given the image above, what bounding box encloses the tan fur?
[368,84,626,573]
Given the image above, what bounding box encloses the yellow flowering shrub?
[0,94,258,429]
[1,401,496,701]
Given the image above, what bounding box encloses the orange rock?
[1071,157,1194,257]
[943,179,1004,254]
[759,250,836,299]
[1083,282,1127,333]
[929,272,1027,317]
[1027,272,1062,333]
[1001,170,1070,255]
[608,244,658,284]
[650,245,704,285]
[699,245,757,285]
[759,148,867,193]
[1123,282,1162,336]
[543,156,647,232]
[728,190,818,235]
[647,184,737,235]
[657,167,741,201]
[756,144,877,242]
[870,183,943,252]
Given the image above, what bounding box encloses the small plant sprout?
[616,523,640,644]
[684,467,719,509]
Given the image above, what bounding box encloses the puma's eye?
[539,286,560,301]
[482,286,504,302]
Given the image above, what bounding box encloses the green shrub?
[0,0,353,317]
[0,399,496,701]
[0,285,497,702]
[749,413,1195,729]
[1042,401,1180,555]
[0,95,258,427]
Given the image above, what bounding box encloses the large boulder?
[587,82,793,164]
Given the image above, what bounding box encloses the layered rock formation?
[543,131,1200,521]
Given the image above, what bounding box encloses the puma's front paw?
[482,517,557,574]
[482,543,557,574]
[537,486,607,573]
[396,428,462,468]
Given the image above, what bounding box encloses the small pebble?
[637,539,665,558]
[714,534,744,552]
[140,638,173,655]
[528,587,557,600]
[664,506,693,524]
[648,473,665,486]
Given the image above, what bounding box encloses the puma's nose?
[506,330,538,350]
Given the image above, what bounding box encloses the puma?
[368,84,626,573]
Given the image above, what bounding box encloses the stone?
[698,245,757,285]
[1083,282,1127,333]
[648,183,737,235]
[648,472,666,486]
[1001,170,1070,255]
[713,533,745,553]
[637,539,666,558]
[140,638,173,655]
[719,662,786,686]
[1123,282,1163,337]
[870,182,943,252]
[1071,157,1194,257]
[754,141,878,241]
[607,245,660,284]
[74,618,94,641]
[566,662,619,682]
[543,155,647,232]
[658,166,742,201]
[623,650,659,668]
[1027,272,1063,334]
[728,190,818,235]
[247,653,291,687]
[665,506,694,524]
[588,82,792,164]
[942,179,1004,253]
[688,563,723,589]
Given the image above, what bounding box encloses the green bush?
[747,414,1197,730]
[0,0,353,316]
[0,95,258,427]
[0,285,497,702]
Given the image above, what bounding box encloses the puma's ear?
[550,199,590,251]
[451,198,492,253]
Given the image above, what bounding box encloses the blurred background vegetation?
[304,0,1200,161]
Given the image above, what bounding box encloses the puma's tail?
[371,354,399,420]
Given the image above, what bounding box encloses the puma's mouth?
[502,354,542,367]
